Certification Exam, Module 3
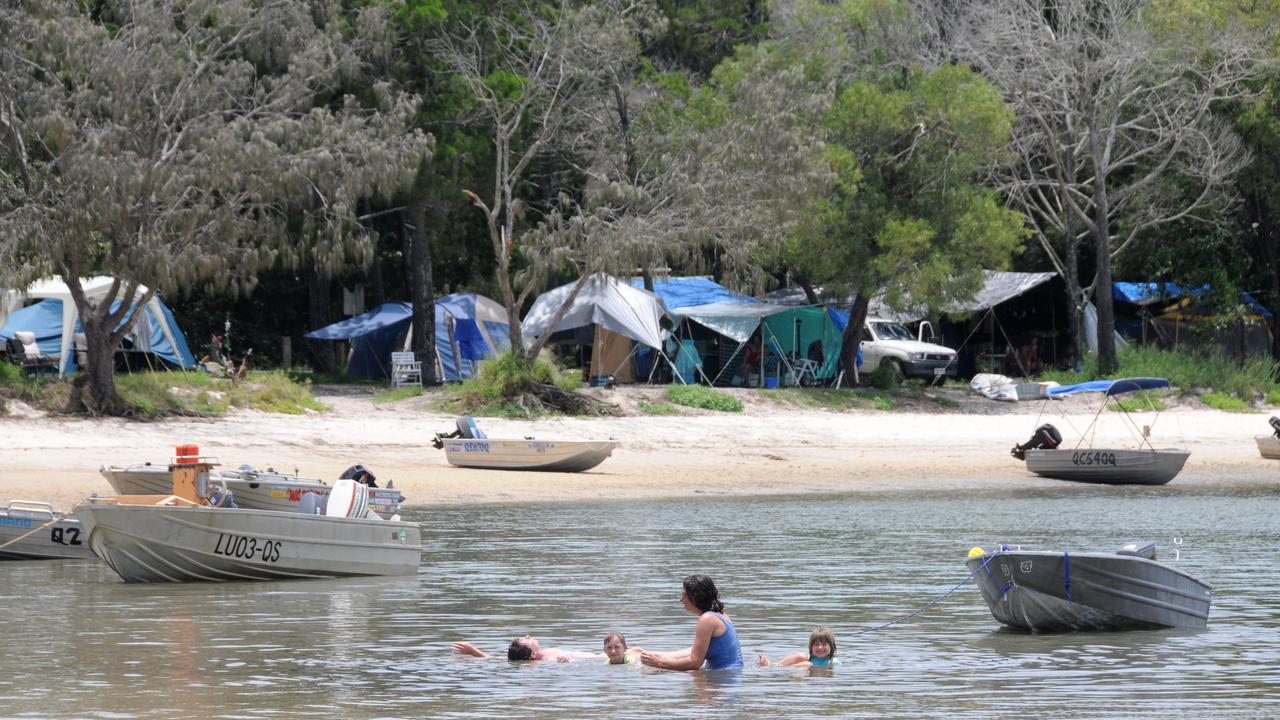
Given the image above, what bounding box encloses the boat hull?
[1024,448,1189,485]
[441,438,617,472]
[0,502,95,560]
[100,465,404,518]
[74,503,421,583]
[1256,436,1280,460]
[966,550,1211,632]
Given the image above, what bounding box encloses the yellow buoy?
[967,546,985,558]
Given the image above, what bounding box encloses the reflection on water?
[1,484,1278,718]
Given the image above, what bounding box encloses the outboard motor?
[1270,415,1280,439]
[339,464,378,488]
[1010,423,1062,461]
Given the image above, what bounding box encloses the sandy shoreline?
[1,386,1276,511]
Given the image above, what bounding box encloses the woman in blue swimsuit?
[640,575,744,671]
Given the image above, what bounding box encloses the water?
[2,483,1279,718]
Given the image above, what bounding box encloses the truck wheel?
[885,359,905,384]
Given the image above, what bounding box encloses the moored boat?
[78,447,421,583]
[0,500,95,560]
[433,417,617,472]
[99,462,405,518]
[1011,377,1189,485]
[1256,416,1280,460]
[966,543,1212,632]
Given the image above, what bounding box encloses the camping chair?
[9,331,57,375]
[390,351,422,387]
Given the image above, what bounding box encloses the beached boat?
[432,417,617,472]
[1256,416,1280,460]
[966,543,1212,632]
[77,448,421,583]
[0,500,96,560]
[1010,377,1189,485]
[99,462,405,518]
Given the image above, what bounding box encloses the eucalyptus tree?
[0,0,430,413]
[927,0,1268,372]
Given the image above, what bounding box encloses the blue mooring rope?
[1063,550,1072,602]
[848,548,1005,638]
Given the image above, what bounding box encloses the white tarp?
[0,288,20,329]
[522,273,669,349]
[672,302,792,343]
[765,271,1059,321]
[24,276,185,377]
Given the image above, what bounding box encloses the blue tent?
[824,307,864,368]
[0,297,195,372]
[630,276,758,310]
[304,295,511,381]
[1113,281,1272,318]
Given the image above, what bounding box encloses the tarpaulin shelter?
[305,294,510,381]
[669,302,844,386]
[631,276,759,310]
[522,273,676,383]
[0,277,196,376]
[1112,281,1273,356]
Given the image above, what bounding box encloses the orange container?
[175,444,200,464]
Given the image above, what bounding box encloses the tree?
[0,0,430,413]
[930,0,1267,373]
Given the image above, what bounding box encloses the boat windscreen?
[1046,377,1171,398]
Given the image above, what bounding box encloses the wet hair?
[602,631,627,649]
[809,627,837,660]
[507,637,535,661]
[682,574,725,614]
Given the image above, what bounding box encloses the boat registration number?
[1071,451,1117,467]
[214,533,282,563]
[461,441,490,453]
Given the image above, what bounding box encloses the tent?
[631,276,759,310]
[0,277,195,376]
[522,273,673,383]
[670,302,844,385]
[304,295,511,381]
[1112,281,1273,356]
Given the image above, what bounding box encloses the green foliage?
[638,400,682,415]
[871,394,894,411]
[665,384,743,412]
[96,370,325,417]
[1267,388,1280,406]
[372,386,425,403]
[864,363,899,389]
[1038,346,1280,401]
[651,1,769,75]
[1109,394,1169,413]
[1199,391,1252,412]
[771,387,864,410]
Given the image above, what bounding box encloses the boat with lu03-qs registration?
[965,542,1212,632]
[0,500,95,560]
[98,461,405,518]
[76,446,421,583]
[432,416,618,472]
[1010,377,1189,485]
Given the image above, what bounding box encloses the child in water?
[601,631,644,665]
[758,627,840,667]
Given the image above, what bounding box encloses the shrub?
[864,363,899,389]
[638,400,682,415]
[1200,391,1251,412]
[665,384,743,412]
[1039,346,1279,401]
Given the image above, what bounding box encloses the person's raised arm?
[451,641,489,658]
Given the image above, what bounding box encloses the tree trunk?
[308,267,337,374]
[799,279,820,305]
[1092,194,1118,375]
[841,294,870,383]
[1062,146,1088,368]
[67,320,124,416]
[405,191,438,385]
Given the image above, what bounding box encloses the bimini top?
[1047,377,1171,397]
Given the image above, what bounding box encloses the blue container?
[764,376,779,389]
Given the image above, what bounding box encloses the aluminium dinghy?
[432,416,617,472]
[1010,377,1189,485]
[0,500,95,560]
[966,542,1212,632]
[99,461,404,518]
[77,446,420,583]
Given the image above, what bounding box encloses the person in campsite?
[739,333,764,387]
[640,574,744,671]
[758,627,840,668]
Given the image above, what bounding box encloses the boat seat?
[297,492,323,515]
[457,415,486,439]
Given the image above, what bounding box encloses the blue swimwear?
[809,656,841,667]
[702,612,743,670]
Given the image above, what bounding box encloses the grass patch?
[1200,391,1252,412]
[1108,393,1168,413]
[1267,388,1280,406]
[113,369,326,417]
[372,386,424,404]
[871,394,894,411]
[770,387,864,410]
[665,384,743,412]
[638,400,682,415]
[440,350,596,418]
[931,394,960,408]
[1039,346,1279,401]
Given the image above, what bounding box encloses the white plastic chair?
[390,351,422,387]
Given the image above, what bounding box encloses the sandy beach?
[1,385,1276,511]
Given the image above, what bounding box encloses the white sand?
[1,386,1275,511]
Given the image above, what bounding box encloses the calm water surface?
[1,483,1278,719]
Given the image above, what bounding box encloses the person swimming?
[758,627,840,668]
[601,631,644,665]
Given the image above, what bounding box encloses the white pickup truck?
[859,318,958,382]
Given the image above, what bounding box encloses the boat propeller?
[1011,423,1063,461]
[1270,415,1280,439]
